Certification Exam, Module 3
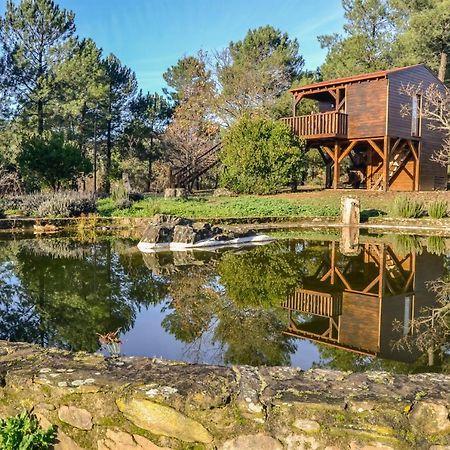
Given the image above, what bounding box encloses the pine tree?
[101,54,137,193]
[393,0,450,82]
[318,0,397,79]
[123,91,172,190]
[0,0,76,134]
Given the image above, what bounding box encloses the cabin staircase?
[172,142,223,189]
[370,145,411,191]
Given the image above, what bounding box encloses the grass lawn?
[96,189,450,220]
[96,195,340,219]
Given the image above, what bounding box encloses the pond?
[0,231,448,374]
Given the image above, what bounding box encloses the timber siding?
[347,78,387,139]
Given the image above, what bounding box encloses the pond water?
[0,231,448,373]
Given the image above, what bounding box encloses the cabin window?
[411,95,421,137]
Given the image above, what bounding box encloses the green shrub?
[18,132,92,191]
[427,200,448,219]
[0,192,96,217]
[0,206,4,219]
[0,411,56,449]
[219,116,305,194]
[392,197,424,218]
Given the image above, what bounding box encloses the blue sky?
[5,0,346,93]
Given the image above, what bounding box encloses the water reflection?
[283,241,442,365]
[0,233,448,373]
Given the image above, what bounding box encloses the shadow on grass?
[360,208,387,222]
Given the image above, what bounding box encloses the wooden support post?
[415,141,421,191]
[383,136,390,192]
[292,93,304,117]
[333,141,340,189]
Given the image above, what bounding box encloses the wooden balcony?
[282,289,343,317]
[281,111,348,139]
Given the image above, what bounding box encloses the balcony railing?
[282,289,343,318]
[281,111,348,139]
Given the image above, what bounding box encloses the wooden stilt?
[415,141,421,191]
[383,136,390,192]
[333,141,340,189]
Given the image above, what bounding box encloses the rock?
[349,444,395,450]
[293,418,321,432]
[116,397,212,443]
[58,405,93,430]
[172,224,197,244]
[164,188,186,198]
[213,188,235,197]
[348,400,377,412]
[282,434,321,450]
[36,403,56,411]
[139,215,257,249]
[219,433,283,450]
[36,413,84,450]
[97,429,170,450]
[409,401,450,434]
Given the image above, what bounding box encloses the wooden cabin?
[281,64,447,191]
[282,241,443,363]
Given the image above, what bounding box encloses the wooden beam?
[338,140,357,163]
[328,89,338,101]
[406,139,418,162]
[390,137,402,154]
[367,139,385,160]
[415,142,421,191]
[293,93,304,117]
[333,141,340,189]
[383,136,390,192]
[322,145,335,161]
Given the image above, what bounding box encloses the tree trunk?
[37,99,44,135]
[438,51,447,82]
[105,119,112,194]
[147,135,154,192]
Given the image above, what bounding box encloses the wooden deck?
[281,112,348,139]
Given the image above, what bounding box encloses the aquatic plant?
[426,236,447,255]
[392,196,424,219]
[427,200,448,219]
[0,411,56,450]
[391,234,423,256]
[98,328,122,357]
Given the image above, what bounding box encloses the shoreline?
[1,339,449,449]
[2,215,450,236]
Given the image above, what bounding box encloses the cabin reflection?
[282,242,443,362]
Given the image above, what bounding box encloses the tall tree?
[163,55,218,171]
[318,0,397,79]
[393,0,450,82]
[216,25,304,124]
[52,38,108,153]
[123,91,171,191]
[0,0,76,134]
[101,54,137,193]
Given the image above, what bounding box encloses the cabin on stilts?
[281,64,447,191]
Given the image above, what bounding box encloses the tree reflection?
[0,237,167,352]
[159,241,322,366]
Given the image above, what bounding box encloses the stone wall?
[0,340,449,450]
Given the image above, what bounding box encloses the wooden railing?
[172,142,222,188]
[281,112,348,139]
[282,289,343,317]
